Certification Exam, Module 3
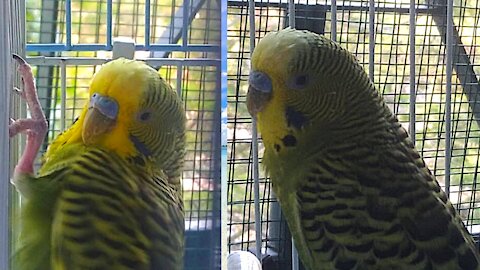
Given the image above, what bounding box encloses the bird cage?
[2,0,480,269]
[3,0,221,269]
[227,0,480,268]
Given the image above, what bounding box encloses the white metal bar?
[229,0,432,10]
[248,0,262,261]
[288,2,299,269]
[288,0,299,270]
[331,0,337,41]
[9,0,26,266]
[60,61,67,131]
[288,0,295,28]
[220,0,228,267]
[445,0,453,197]
[288,1,300,269]
[25,57,219,67]
[27,57,109,66]
[0,0,11,268]
[409,0,416,144]
[287,1,300,268]
[368,0,375,81]
[292,239,299,270]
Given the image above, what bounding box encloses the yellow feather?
[252,30,305,149]
[43,58,153,164]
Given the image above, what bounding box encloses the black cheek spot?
[274,144,281,152]
[286,106,308,130]
[282,135,297,147]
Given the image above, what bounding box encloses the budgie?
[247,28,480,270]
[9,55,186,270]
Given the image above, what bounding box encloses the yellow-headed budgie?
[247,28,480,270]
[9,55,185,270]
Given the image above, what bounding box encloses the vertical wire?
[0,0,11,268]
[331,0,337,42]
[66,0,72,48]
[182,0,189,48]
[220,0,228,266]
[292,238,299,270]
[287,1,300,269]
[288,0,295,28]
[9,0,25,266]
[106,0,112,49]
[409,0,416,144]
[445,0,453,197]
[60,61,66,131]
[248,0,262,261]
[368,0,375,81]
[145,0,151,48]
[176,63,183,97]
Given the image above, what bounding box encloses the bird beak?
[82,93,118,145]
[246,71,273,117]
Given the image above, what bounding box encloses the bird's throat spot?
[273,135,297,153]
[282,135,297,147]
[274,144,281,152]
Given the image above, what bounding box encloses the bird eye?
[138,111,152,122]
[288,74,309,90]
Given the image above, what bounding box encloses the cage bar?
[331,0,337,41]
[409,0,416,144]
[176,63,183,96]
[220,0,228,267]
[288,1,299,269]
[368,0,375,81]
[106,0,113,50]
[26,43,220,52]
[0,0,11,268]
[288,0,295,29]
[445,0,453,197]
[247,0,262,261]
[26,56,219,67]
[183,0,189,48]
[60,61,66,131]
[65,0,71,48]
[145,0,151,48]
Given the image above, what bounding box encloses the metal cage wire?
[6,0,222,269]
[227,0,480,268]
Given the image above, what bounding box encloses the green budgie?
[9,56,186,269]
[247,28,480,270]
